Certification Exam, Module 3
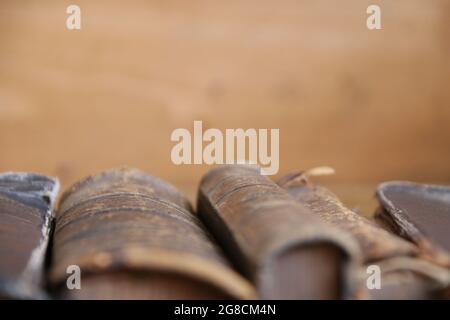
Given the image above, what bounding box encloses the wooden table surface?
[0,0,449,199]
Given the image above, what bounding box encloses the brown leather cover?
[376,181,450,298]
[279,176,418,263]
[197,165,360,299]
[376,181,450,267]
[49,168,254,299]
[280,173,450,299]
[0,172,59,299]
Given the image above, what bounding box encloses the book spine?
[280,173,450,299]
[278,175,417,263]
[0,172,59,299]
[376,181,450,267]
[49,168,254,299]
[197,165,360,299]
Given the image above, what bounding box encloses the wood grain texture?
[0,0,449,210]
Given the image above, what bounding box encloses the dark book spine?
[376,181,450,267]
[0,172,59,299]
[376,181,450,298]
[197,165,360,299]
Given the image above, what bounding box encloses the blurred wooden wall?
[0,0,449,211]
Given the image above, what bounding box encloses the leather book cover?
[376,182,450,267]
[279,171,450,299]
[48,168,254,299]
[0,172,59,299]
[197,165,360,299]
[376,181,450,298]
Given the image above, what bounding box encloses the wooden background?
[0,0,449,214]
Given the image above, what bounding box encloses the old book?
[48,168,254,299]
[376,181,450,298]
[0,172,59,299]
[376,181,450,267]
[197,165,360,299]
[279,171,450,299]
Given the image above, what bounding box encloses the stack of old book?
[0,166,449,299]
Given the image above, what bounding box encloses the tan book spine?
[49,168,254,300]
